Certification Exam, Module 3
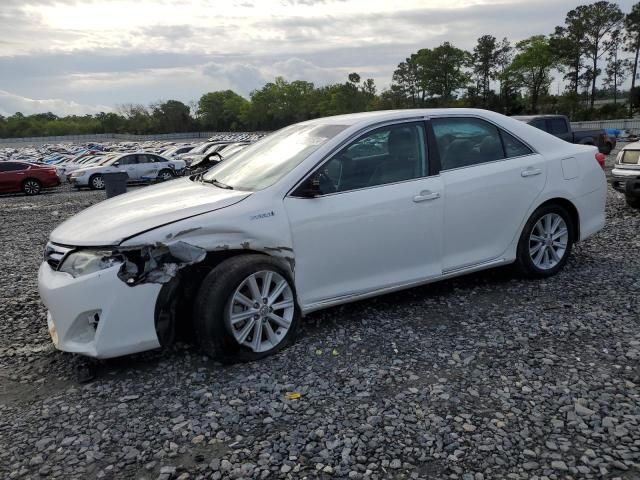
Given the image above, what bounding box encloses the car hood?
[50,178,251,246]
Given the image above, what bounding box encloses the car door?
[431,116,546,272]
[117,155,139,181]
[0,162,19,191]
[284,121,444,307]
[135,154,159,180]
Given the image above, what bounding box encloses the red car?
[0,161,60,195]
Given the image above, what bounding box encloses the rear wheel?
[194,255,299,363]
[514,204,574,278]
[89,174,104,190]
[626,195,640,209]
[22,179,41,195]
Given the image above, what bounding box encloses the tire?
[626,195,640,209]
[158,169,174,182]
[194,255,300,363]
[514,204,574,278]
[22,179,41,195]
[89,174,105,190]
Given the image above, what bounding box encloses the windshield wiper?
[203,178,233,189]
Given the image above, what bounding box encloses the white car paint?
[68,152,186,187]
[38,109,606,359]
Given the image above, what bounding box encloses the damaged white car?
[38,109,606,362]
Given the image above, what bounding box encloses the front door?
[117,155,139,181]
[284,121,444,308]
[431,116,547,271]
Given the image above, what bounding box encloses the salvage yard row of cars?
[0,133,265,195]
[36,109,611,363]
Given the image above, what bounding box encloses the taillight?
[595,152,606,170]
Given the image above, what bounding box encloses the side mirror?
[298,174,322,198]
[113,162,120,167]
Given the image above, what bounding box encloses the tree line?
[1,1,640,138]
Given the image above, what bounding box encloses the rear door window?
[529,119,547,131]
[548,118,569,134]
[432,117,505,170]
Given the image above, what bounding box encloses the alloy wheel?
[23,180,40,195]
[161,171,173,181]
[225,270,295,353]
[528,213,569,270]
[92,176,105,189]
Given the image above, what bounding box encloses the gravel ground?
[0,155,639,480]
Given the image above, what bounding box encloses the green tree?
[197,90,249,131]
[472,35,500,106]
[506,36,555,113]
[151,100,192,133]
[564,1,624,109]
[603,29,630,104]
[625,3,640,113]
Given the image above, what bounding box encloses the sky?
[0,0,637,116]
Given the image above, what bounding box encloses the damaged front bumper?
[38,262,163,358]
[38,241,207,359]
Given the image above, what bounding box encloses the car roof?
[621,141,640,150]
[300,109,534,127]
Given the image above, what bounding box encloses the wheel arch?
[153,248,293,346]
[21,176,41,186]
[533,197,580,242]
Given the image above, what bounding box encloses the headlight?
[58,250,122,278]
[70,171,86,177]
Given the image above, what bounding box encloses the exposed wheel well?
[536,198,580,242]
[154,249,278,345]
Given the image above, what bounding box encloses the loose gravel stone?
[1,151,640,479]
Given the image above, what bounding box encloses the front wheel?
[22,179,41,195]
[514,204,574,278]
[194,255,300,363]
[626,195,640,209]
[89,174,105,190]
[158,169,174,182]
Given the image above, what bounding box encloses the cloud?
[0,0,638,115]
[0,90,112,117]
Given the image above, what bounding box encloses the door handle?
[521,167,542,177]
[413,190,440,202]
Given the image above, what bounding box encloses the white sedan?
[38,109,606,362]
[68,152,186,189]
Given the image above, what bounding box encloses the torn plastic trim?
[115,241,207,286]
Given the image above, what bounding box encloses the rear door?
[0,162,22,191]
[431,116,547,272]
[135,154,159,180]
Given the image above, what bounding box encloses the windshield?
[202,123,348,190]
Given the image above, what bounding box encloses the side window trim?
[289,118,431,198]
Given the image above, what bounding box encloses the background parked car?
[69,153,186,190]
[0,161,60,195]
[611,141,640,208]
[514,114,615,154]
